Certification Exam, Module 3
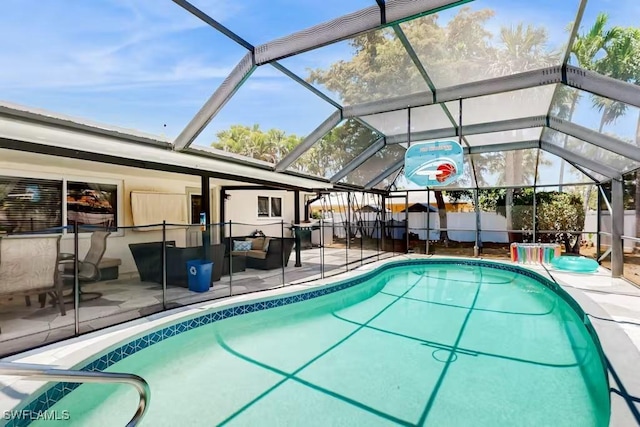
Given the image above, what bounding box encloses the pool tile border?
[5,258,606,427]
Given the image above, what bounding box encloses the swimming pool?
[15,259,609,426]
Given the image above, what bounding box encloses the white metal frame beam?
[330,137,385,183]
[465,140,540,155]
[365,159,404,189]
[252,0,467,64]
[548,116,640,163]
[174,53,255,151]
[385,115,547,144]
[172,0,254,50]
[565,65,640,109]
[275,110,342,171]
[344,67,562,117]
[540,141,620,179]
[567,161,600,183]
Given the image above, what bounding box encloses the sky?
[0,0,638,178]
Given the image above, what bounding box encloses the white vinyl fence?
[326,210,631,247]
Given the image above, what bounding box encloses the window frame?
[0,169,124,238]
[270,197,282,218]
[67,177,124,235]
[257,196,270,218]
[257,195,283,219]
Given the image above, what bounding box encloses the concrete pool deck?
[1,254,639,426]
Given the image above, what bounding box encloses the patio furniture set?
[128,235,295,287]
[0,232,295,332]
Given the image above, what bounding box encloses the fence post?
[376,218,380,261]
[347,192,351,250]
[281,220,285,287]
[229,220,233,296]
[162,221,167,310]
[345,226,349,273]
[426,191,430,255]
[320,219,325,279]
[596,187,602,260]
[532,189,537,243]
[73,222,80,335]
[474,189,481,257]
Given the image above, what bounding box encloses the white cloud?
[0,0,244,91]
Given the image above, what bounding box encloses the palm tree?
[580,27,640,213]
[487,23,558,242]
[558,13,620,190]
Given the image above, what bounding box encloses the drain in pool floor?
[432,349,458,363]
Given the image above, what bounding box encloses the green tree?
[602,27,640,245]
[211,121,380,179]
[579,25,640,213]
[212,124,302,163]
[489,188,585,253]
[308,7,556,244]
[556,13,620,189]
[298,119,381,179]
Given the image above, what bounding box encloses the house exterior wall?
[0,149,276,275]
[224,189,302,238]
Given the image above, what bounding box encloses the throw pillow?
[263,237,272,252]
[233,240,252,251]
[246,236,265,250]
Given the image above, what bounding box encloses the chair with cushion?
[226,236,295,270]
[62,230,110,301]
[0,235,66,327]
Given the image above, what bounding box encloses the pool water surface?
[29,262,610,426]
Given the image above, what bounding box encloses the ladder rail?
[0,362,150,427]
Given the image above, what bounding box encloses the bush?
[493,189,585,253]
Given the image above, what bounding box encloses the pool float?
[550,255,599,273]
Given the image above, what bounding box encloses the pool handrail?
[0,361,150,427]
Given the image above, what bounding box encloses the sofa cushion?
[246,236,265,250]
[245,250,267,260]
[99,257,122,268]
[263,237,272,252]
[233,240,252,251]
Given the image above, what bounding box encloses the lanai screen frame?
[166,0,634,276]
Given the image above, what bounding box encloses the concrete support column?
[611,178,624,277]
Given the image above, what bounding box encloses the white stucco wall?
[224,189,307,238]
[0,149,216,274]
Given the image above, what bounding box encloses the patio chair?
[0,235,66,333]
[61,230,111,302]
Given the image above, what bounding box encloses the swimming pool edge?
[1,255,613,427]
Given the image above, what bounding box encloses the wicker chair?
[0,235,66,333]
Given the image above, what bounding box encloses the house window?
[0,174,121,235]
[271,197,282,217]
[67,181,118,232]
[258,196,269,217]
[258,196,282,218]
[0,176,63,234]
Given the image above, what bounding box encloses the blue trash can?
[186,259,213,292]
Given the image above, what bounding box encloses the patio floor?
[0,248,395,356]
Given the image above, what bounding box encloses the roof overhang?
[0,114,332,191]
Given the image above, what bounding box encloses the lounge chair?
[0,235,66,333]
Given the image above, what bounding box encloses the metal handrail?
[0,362,150,427]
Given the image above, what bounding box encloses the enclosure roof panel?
[0,0,638,191]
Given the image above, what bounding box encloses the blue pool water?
[28,262,609,426]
